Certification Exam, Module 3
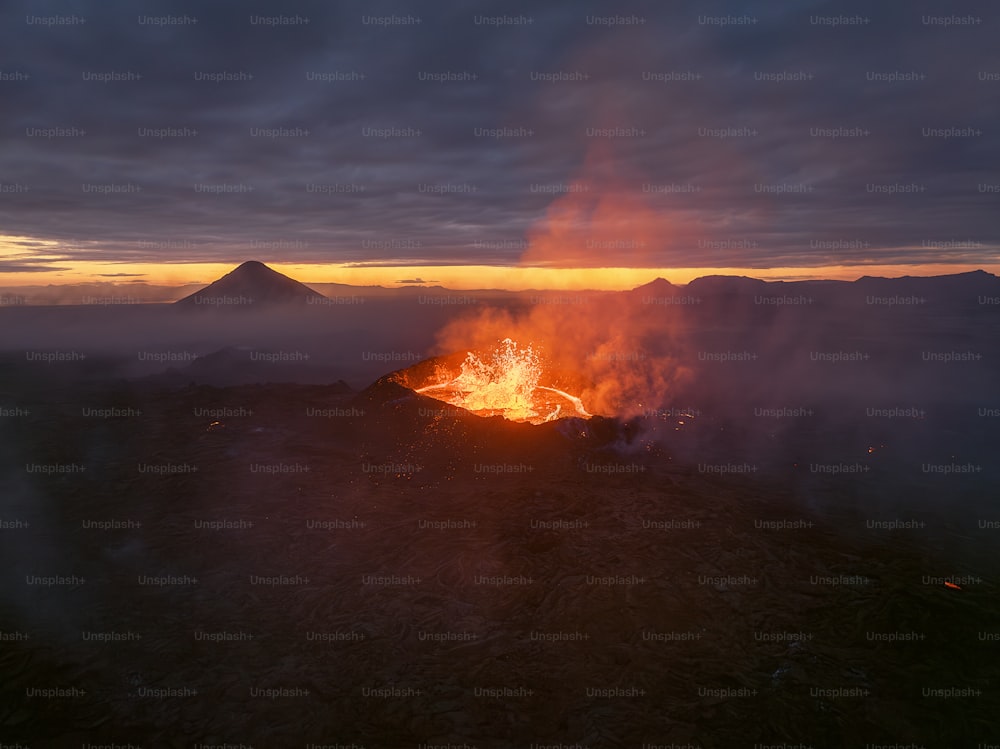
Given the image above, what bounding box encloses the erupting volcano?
[412,338,592,425]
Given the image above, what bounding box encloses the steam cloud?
[431,293,690,419]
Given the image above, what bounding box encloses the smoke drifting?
[435,127,692,418]
[522,140,671,268]
[431,291,690,419]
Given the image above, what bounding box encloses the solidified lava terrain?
[1,372,997,746]
[2,272,1000,745]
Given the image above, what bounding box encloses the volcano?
[382,338,593,425]
[174,260,326,307]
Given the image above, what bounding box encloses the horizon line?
[1,261,998,293]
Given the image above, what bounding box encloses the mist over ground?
[2,273,999,744]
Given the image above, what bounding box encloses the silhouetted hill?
[629,277,680,296]
[677,270,1000,308]
[852,269,999,301]
[174,261,326,308]
[685,275,769,295]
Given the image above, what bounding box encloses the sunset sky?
[1,0,997,289]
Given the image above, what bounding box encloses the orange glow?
[523,141,667,268]
[1,235,997,291]
[416,338,591,425]
[428,287,692,419]
[944,581,961,590]
[2,258,998,292]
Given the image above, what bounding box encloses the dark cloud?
[0,0,997,271]
[0,262,73,273]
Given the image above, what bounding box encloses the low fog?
[2,276,997,498]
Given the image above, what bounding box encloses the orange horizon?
[1,260,998,292]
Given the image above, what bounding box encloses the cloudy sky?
[0,0,997,285]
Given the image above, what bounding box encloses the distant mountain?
[673,270,999,307]
[685,275,769,295]
[174,261,326,307]
[629,277,680,297]
[851,269,999,298]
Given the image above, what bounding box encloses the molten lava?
[416,338,591,425]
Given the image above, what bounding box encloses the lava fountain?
[413,338,591,425]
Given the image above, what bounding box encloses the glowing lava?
[416,338,592,425]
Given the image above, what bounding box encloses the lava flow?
[415,338,592,425]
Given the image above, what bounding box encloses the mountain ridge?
[174,260,326,307]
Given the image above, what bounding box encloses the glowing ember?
[416,338,591,425]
